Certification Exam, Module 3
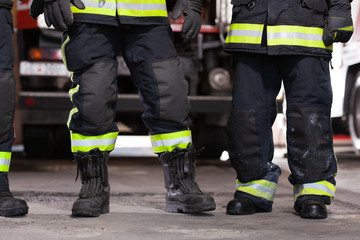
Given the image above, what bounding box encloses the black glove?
[30,0,85,32]
[171,0,202,39]
[323,0,353,46]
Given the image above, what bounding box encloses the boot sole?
[72,204,109,217]
[166,201,216,213]
[0,206,29,217]
[300,208,327,219]
[226,206,257,215]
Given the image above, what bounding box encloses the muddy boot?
[72,148,110,217]
[159,146,216,213]
[0,173,28,217]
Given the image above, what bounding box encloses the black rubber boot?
[72,148,110,217]
[159,146,216,213]
[298,200,327,219]
[226,197,264,215]
[0,173,28,217]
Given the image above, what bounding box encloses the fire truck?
[15,0,233,158]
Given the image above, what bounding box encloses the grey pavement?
[2,142,360,240]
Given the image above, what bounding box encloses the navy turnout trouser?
[62,23,192,154]
[0,8,15,175]
[228,52,337,211]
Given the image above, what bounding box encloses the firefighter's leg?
[0,8,28,217]
[62,23,121,217]
[122,25,215,213]
[226,53,282,214]
[281,56,337,219]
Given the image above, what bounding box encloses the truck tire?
[349,72,360,153]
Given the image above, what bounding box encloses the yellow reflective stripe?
[152,143,191,153]
[119,0,166,3]
[0,165,10,172]
[338,26,354,31]
[67,107,78,128]
[0,152,11,160]
[69,85,79,103]
[117,9,168,17]
[70,131,118,152]
[268,38,327,48]
[61,36,74,82]
[294,180,336,201]
[71,6,117,16]
[225,23,263,44]
[267,25,332,49]
[150,130,192,153]
[0,152,11,172]
[236,179,277,201]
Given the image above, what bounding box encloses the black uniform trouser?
[62,23,191,152]
[228,52,337,211]
[0,8,14,191]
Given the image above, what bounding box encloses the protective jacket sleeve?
[171,0,202,39]
[323,0,353,46]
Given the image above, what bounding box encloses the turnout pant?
[62,23,192,154]
[228,53,337,211]
[0,8,15,178]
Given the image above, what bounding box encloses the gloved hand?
[30,0,85,32]
[171,0,202,39]
[323,0,353,46]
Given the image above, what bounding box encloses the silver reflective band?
[117,2,167,11]
[151,136,192,148]
[0,158,10,166]
[294,182,335,197]
[71,138,117,147]
[81,0,116,9]
[268,31,322,41]
[236,182,276,197]
[227,29,263,38]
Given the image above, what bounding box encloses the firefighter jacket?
[72,0,170,27]
[224,0,352,58]
[0,0,13,9]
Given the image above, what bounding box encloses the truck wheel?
[349,72,360,153]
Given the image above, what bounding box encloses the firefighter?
[0,0,29,217]
[30,0,216,217]
[224,0,353,219]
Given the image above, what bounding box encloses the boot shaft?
[0,172,9,192]
[159,146,201,194]
[74,148,109,198]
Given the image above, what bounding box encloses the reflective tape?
[236,179,277,202]
[294,180,336,201]
[117,1,167,17]
[71,131,118,152]
[150,130,192,153]
[0,152,11,172]
[267,25,331,49]
[71,0,117,16]
[71,0,167,17]
[67,107,79,128]
[69,85,79,103]
[225,23,263,44]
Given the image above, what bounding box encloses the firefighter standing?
[224,0,353,219]
[0,0,29,217]
[30,0,216,217]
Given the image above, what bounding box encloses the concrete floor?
[2,141,360,240]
